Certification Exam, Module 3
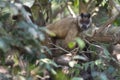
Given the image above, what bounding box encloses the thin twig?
[70,47,79,55]
[67,4,76,18]
[84,39,103,50]
[49,43,72,54]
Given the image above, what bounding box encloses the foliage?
[0,0,120,80]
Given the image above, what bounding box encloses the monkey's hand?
[45,29,56,37]
[82,25,99,37]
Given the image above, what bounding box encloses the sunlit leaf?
[1,7,10,15]
[68,41,76,49]
[101,0,107,6]
[50,68,57,75]
[75,37,85,50]
[13,53,19,67]
[72,77,83,80]
[69,61,76,67]
[40,58,58,67]
[28,27,38,38]
[95,59,102,65]
[73,55,88,61]
[30,67,40,76]
[74,0,79,7]
[40,58,51,64]
[45,29,56,37]
[21,0,35,8]
[39,27,54,40]
[24,46,33,54]
[10,4,19,16]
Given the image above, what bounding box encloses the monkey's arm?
[82,25,98,38]
[64,25,78,48]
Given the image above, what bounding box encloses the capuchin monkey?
[46,13,92,49]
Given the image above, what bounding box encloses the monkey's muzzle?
[81,24,89,30]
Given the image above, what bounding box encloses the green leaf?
[100,73,108,80]
[107,66,115,74]
[95,59,102,65]
[0,22,7,35]
[103,46,110,58]
[46,29,56,37]
[17,21,29,29]
[50,68,57,75]
[73,55,88,61]
[0,13,10,21]
[68,41,76,49]
[0,38,10,52]
[90,62,95,70]
[0,22,2,27]
[75,37,85,50]
[72,77,83,80]
[74,0,79,7]
[92,72,108,80]
[40,58,58,67]
[38,31,45,41]
[84,63,89,71]
[28,27,38,38]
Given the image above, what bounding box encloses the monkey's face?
[78,13,92,30]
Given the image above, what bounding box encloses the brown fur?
[46,17,80,49]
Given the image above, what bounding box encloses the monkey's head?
[78,13,92,30]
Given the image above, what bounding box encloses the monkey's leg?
[64,26,78,49]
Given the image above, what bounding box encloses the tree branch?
[67,2,76,18]
[96,0,120,34]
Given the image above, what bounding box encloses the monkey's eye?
[80,13,91,18]
[80,19,90,24]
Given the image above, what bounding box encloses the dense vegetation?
[0,0,120,80]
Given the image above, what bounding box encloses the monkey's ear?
[80,13,84,18]
[87,13,91,18]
